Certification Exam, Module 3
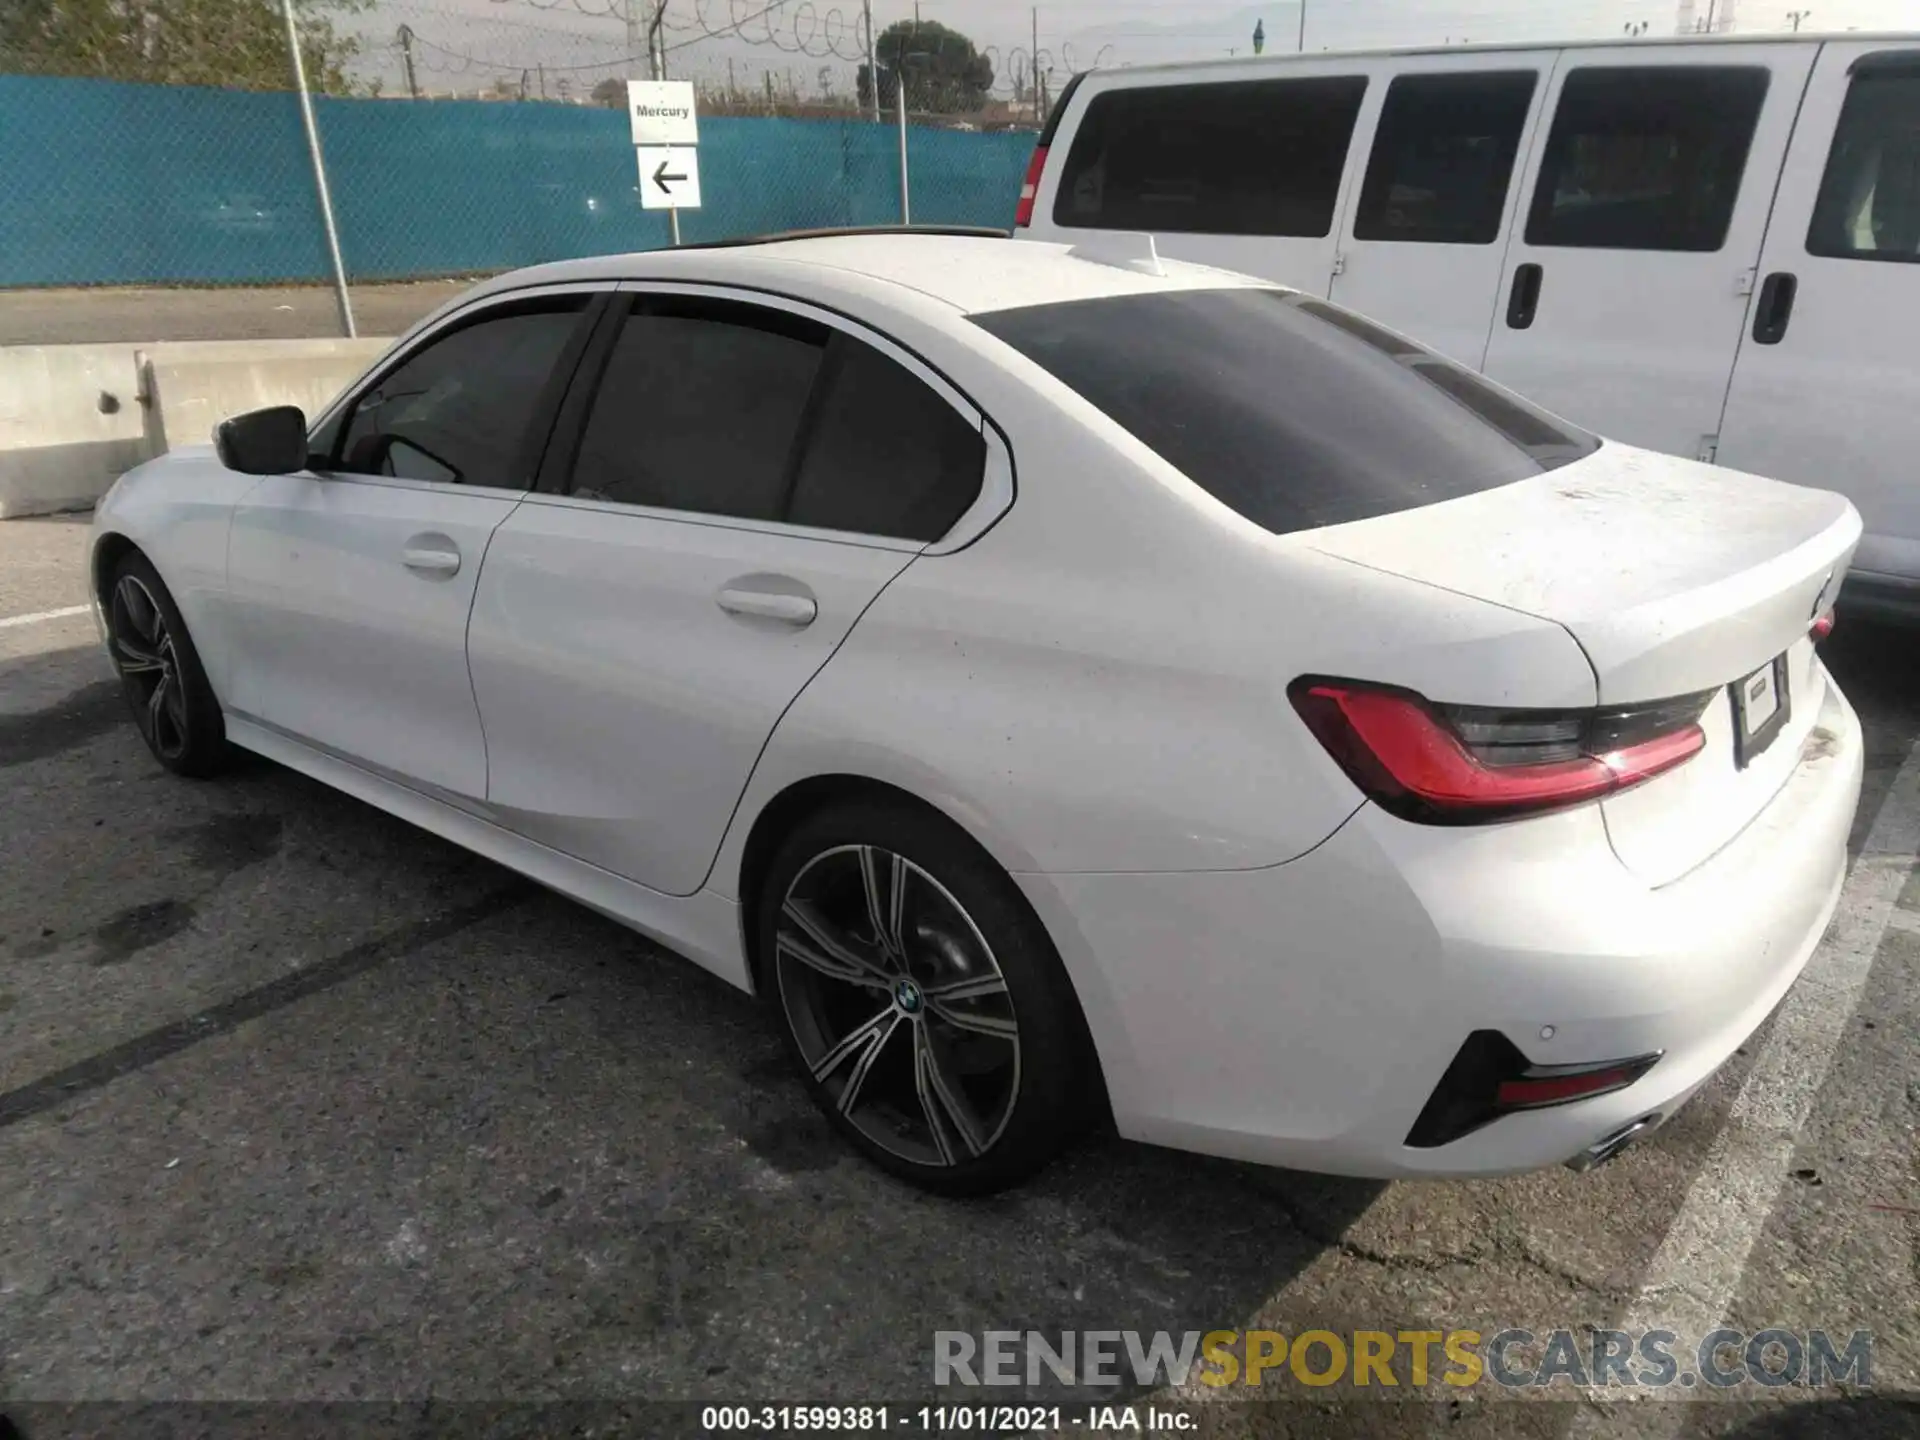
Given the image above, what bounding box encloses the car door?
[1038,60,1386,294]
[1715,43,1920,590]
[1479,43,1818,457]
[467,285,1002,897]
[1327,58,1551,367]
[224,287,603,800]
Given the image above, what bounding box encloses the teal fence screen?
[0,75,1033,287]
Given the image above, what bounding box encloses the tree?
[590,76,627,108]
[856,18,991,115]
[0,0,367,94]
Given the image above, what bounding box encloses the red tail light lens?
[1014,145,1048,228]
[1288,678,1713,825]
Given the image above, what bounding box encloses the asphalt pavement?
[0,513,1915,1439]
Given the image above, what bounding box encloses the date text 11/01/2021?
[700,1406,1191,1432]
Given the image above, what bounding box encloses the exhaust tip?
[1565,1114,1661,1173]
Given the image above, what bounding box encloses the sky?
[360,0,1920,100]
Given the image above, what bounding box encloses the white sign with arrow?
[637,145,701,210]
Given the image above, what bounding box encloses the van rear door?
[1024,58,1388,294]
[1713,42,1920,596]
[1326,54,1555,367]
[1478,43,1817,460]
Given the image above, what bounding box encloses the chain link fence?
[0,0,1046,317]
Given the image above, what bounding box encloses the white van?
[1017,34,1920,616]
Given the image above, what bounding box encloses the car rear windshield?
[970,287,1598,536]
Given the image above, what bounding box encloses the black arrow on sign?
[652,159,687,194]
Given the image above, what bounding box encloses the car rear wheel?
[105,552,229,778]
[758,799,1090,1194]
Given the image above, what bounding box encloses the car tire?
[757,797,1091,1195]
[103,550,231,779]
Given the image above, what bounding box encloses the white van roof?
[1074,29,1920,85]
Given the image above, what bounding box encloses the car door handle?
[402,543,461,577]
[1752,271,1798,345]
[1506,262,1543,329]
[717,586,817,626]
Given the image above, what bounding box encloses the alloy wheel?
[107,573,190,763]
[775,844,1021,1168]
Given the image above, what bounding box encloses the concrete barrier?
[0,345,149,519]
[0,336,393,519]
[139,337,392,457]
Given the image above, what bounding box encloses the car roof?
[462,232,1273,317]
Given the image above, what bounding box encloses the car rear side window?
[567,296,983,542]
[1524,66,1770,252]
[333,297,588,489]
[786,335,986,542]
[1053,76,1368,237]
[569,298,828,521]
[971,287,1597,537]
[1807,52,1920,264]
[1354,71,1539,244]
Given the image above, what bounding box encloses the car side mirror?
[214,405,309,475]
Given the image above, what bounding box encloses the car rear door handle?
[718,586,817,626]
[1506,262,1543,329]
[402,542,462,577]
[1752,271,1798,345]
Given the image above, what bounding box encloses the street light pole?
[281,0,354,337]
[1297,0,1306,52]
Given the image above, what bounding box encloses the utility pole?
[1297,0,1306,52]
[864,0,878,121]
[1031,7,1039,122]
[397,23,419,99]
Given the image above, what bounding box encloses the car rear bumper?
[1016,668,1862,1178]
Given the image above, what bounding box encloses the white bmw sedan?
[90,229,1864,1194]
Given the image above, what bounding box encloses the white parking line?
[1573,735,1920,1426]
[0,604,91,630]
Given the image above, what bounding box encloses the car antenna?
[1066,231,1166,277]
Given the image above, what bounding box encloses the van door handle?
[1752,271,1798,345]
[718,586,817,626]
[1506,263,1543,329]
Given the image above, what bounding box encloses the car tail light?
[1014,146,1048,228]
[1811,608,1835,642]
[1288,677,1714,825]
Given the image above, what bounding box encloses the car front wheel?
[104,551,229,778]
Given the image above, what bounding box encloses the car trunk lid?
[1302,442,1859,884]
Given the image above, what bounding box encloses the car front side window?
[329,294,592,490]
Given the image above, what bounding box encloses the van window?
[971,288,1597,537]
[1524,66,1770,252]
[1052,76,1368,237]
[1354,71,1539,244]
[1807,54,1920,264]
